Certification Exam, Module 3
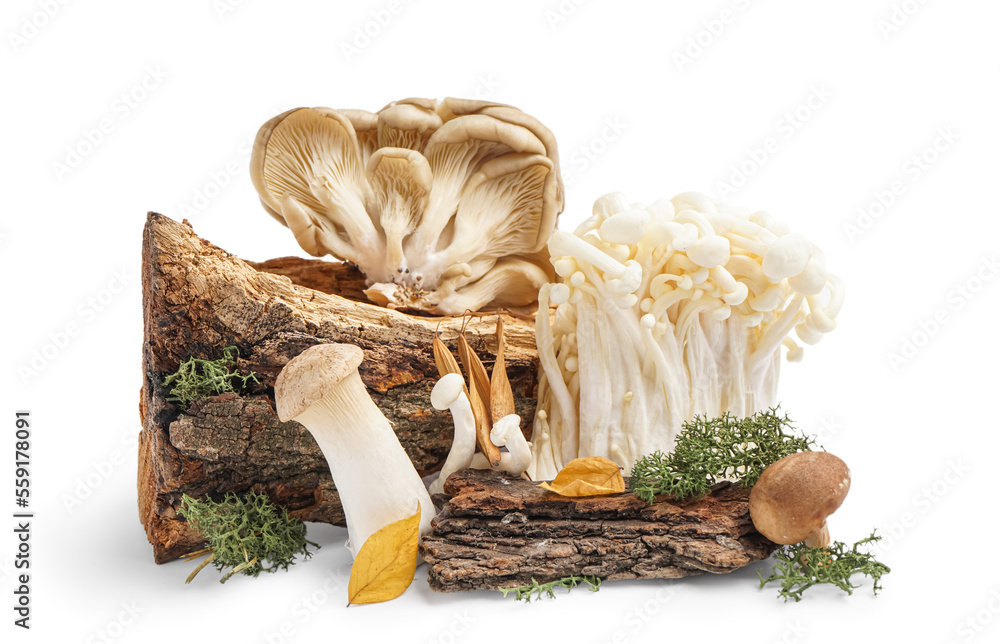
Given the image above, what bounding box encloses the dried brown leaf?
[491,317,515,421]
[433,335,462,379]
[458,331,500,466]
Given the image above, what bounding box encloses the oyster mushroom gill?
[250,97,564,314]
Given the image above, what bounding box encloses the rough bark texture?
[138,213,539,564]
[246,257,369,303]
[420,469,775,592]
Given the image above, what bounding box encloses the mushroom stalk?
[276,344,435,558]
[433,380,532,485]
[805,523,831,549]
[489,414,532,475]
[429,373,478,494]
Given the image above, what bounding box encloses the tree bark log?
[138,213,539,564]
[420,469,776,592]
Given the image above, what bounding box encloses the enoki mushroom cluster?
[529,192,843,480]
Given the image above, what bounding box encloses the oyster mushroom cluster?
[250,98,564,314]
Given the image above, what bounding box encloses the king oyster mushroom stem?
[274,343,434,558]
[250,97,562,314]
[528,192,844,480]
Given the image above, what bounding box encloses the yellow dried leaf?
[347,503,421,605]
[538,457,626,497]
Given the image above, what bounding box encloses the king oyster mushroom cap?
[749,451,851,547]
[251,98,563,314]
[274,343,435,558]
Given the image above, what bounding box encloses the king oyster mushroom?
[250,97,563,314]
[274,343,435,558]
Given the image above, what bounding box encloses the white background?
[2,0,998,642]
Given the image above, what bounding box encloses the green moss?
[629,408,816,502]
[178,491,318,584]
[499,576,602,602]
[162,346,259,409]
[759,532,890,601]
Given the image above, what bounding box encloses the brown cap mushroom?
[749,451,850,548]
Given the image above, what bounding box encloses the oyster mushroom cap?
[365,147,433,277]
[337,108,378,161]
[437,98,564,215]
[749,451,851,547]
[250,107,383,273]
[410,113,548,260]
[432,254,555,313]
[377,102,443,151]
[384,96,440,112]
[419,152,554,286]
[435,96,507,121]
[250,98,563,314]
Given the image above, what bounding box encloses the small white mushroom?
[548,230,627,279]
[429,373,477,495]
[593,192,632,220]
[688,235,731,268]
[788,256,827,295]
[489,414,532,475]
